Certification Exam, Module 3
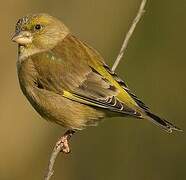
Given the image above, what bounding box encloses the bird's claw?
[55,130,75,154]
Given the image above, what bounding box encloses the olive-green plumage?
[12,13,181,132]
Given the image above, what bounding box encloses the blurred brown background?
[0,0,186,179]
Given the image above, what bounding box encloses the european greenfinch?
[12,13,181,137]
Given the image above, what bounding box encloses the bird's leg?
[55,130,75,154]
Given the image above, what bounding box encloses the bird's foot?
[55,130,75,154]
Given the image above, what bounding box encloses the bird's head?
[12,13,69,50]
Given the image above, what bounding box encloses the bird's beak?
[11,31,33,45]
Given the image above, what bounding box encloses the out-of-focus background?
[1,0,186,179]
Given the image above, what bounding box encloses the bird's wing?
[31,34,148,117]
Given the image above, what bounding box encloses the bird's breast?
[17,56,38,97]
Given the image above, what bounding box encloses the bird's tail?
[145,111,182,133]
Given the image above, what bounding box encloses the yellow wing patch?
[89,60,139,109]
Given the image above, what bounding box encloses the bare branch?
[112,0,147,71]
[44,144,61,180]
[45,130,75,180]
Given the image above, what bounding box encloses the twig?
[45,144,61,180]
[45,130,75,180]
[112,0,147,71]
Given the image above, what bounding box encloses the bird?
[12,13,181,152]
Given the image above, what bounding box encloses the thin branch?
[44,144,61,180]
[45,130,75,180]
[112,0,147,71]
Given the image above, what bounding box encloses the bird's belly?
[23,87,105,130]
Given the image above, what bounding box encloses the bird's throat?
[18,44,47,62]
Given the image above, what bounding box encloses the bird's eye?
[35,24,42,30]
